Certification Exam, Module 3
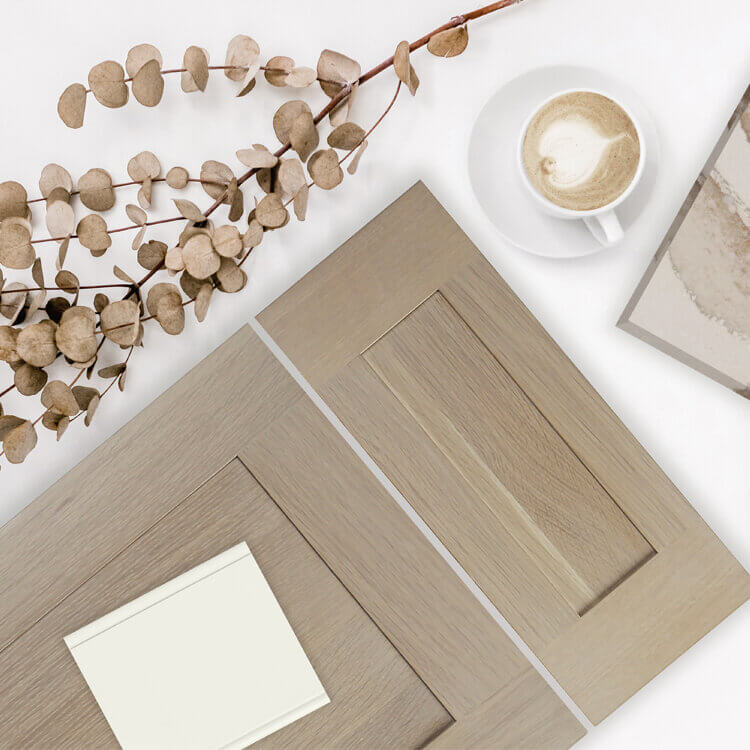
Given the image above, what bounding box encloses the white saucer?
[468,65,660,258]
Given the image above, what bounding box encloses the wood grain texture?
[0,322,583,747]
[322,355,579,652]
[0,460,453,748]
[242,396,526,720]
[0,327,300,652]
[256,181,476,388]
[440,254,698,549]
[427,668,586,750]
[540,519,750,723]
[259,180,750,723]
[365,292,654,613]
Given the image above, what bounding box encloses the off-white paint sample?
[64,543,329,750]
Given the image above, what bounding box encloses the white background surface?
[1,1,747,747]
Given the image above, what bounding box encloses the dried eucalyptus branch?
[0,0,523,467]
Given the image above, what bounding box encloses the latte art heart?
[523,92,640,211]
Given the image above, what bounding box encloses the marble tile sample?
[620,85,750,398]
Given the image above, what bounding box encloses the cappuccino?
[522,91,640,211]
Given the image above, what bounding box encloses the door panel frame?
[258,181,750,724]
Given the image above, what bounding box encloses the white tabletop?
[1,1,747,747]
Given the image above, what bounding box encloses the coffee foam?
[523,92,640,211]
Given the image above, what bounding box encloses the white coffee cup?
[517,88,646,246]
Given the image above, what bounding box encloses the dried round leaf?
[155,291,185,335]
[14,364,48,396]
[329,81,357,127]
[138,240,167,270]
[58,83,87,129]
[255,194,288,228]
[41,379,79,416]
[182,235,220,279]
[225,35,260,81]
[77,214,111,255]
[137,178,152,210]
[72,385,99,411]
[56,305,97,362]
[256,163,279,195]
[145,282,178,317]
[133,59,164,107]
[183,46,209,92]
[173,199,205,222]
[39,164,74,198]
[55,270,80,294]
[100,299,140,346]
[236,72,257,98]
[31,257,44,288]
[277,158,306,196]
[16,319,58,367]
[3,420,37,464]
[213,225,242,258]
[0,282,28,323]
[228,180,244,222]
[427,26,469,57]
[293,184,309,221]
[273,100,312,145]
[327,122,365,150]
[200,161,234,202]
[126,43,163,77]
[347,139,368,174]
[235,147,278,170]
[166,167,189,189]
[179,271,203,300]
[98,362,126,379]
[317,49,361,98]
[127,151,161,181]
[393,41,419,96]
[0,220,34,269]
[394,41,411,83]
[46,200,75,239]
[289,111,319,162]
[113,265,136,285]
[88,61,129,108]
[45,187,71,206]
[147,282,184,335]
[215,257,246,293]
[165,246,185,272]
[0,415,25,440]
[94,293,109,313]
[79,169,115,211]
[84,394,100,427]
[308,149,344,190]
[0,182,28,221]
[265,56,294,87]
[126,204,147,226]
[0,325,19,362]
[243,219,264,248]
[195,283,213,322]
[286,66,316,88]
[45,297,69,324]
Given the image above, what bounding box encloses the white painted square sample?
[64,542,329,750]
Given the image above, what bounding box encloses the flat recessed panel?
[0,460,452,749]
[364,292,654,616]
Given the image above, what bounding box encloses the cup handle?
[583,210,624,246]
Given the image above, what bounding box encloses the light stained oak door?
[0,327,585,749]
[258,181,750,724]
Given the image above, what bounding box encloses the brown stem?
[0,282,132,297]
[27,177,223,206]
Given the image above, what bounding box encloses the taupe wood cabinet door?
[259,181,750,724]
[0,327,584,748]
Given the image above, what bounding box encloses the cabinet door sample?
[259,181,750,724]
